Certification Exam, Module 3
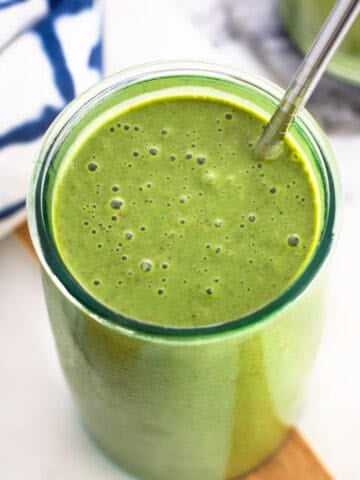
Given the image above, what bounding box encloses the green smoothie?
[279,0,360,84]
[51,95,319,328]
[29,64,337,480]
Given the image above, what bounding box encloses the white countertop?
[1,1,359,478]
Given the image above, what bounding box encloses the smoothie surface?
[51,94,320,328]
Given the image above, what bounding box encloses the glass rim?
[27,59,340,338]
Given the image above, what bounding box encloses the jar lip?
[27,59,339,338]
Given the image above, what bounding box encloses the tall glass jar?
[27,61,339,480]
[279,0,360,85]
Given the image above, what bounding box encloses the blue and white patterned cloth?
[0,0,102,238]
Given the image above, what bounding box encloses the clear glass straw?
[255,0,360,160]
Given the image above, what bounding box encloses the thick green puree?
[52,94,319,328]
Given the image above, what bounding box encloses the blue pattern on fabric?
[0,106,61,148]
[0,0,27,10]
[89,38,103,73]
[34,18,75,104]
[0,198,26,219]
[0,0,102,227]
[48,0,94,14]
[0,0,101,147]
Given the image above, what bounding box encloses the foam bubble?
[288,234,300,247]
[149,147,158,156]
[88,162,98,171]
[110,198,123,210]
[196,156,206,165]
[248,214,256,222]
[140,260,153,272]
[214,220,222,228]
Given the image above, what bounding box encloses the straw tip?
[254,136,284,161]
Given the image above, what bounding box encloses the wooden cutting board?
[14,221,333,480]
